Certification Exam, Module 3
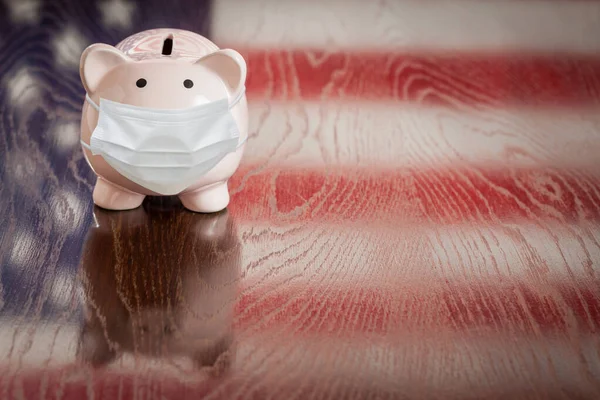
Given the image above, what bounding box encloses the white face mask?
[81,90,246,196]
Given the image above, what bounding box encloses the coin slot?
[162,35,173,56]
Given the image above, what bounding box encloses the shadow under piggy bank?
[76,197,241,372]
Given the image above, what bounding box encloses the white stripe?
[1,323,598,396]
[234,333,600,397]
[237,221,600,287]
[244,101,600,170]
[212,0,600,53]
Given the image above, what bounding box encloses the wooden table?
[1,0,599,398]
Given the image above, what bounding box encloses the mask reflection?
[76,198,241,370]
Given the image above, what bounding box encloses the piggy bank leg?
[93,177,145,210]
[179,181,229,213]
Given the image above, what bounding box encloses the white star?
[49,189,87,235]
[3,0,41,24]
[51,121,80,152]
[3,147,45,189]
[99,0,136,29]
[9,229,38,267]
[48,272,76,307]
[53,26,89,68]
[6,67,39,105]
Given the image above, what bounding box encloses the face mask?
[81,89,246,196]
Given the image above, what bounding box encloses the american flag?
[222,2,600,397]
[0,0,599,398]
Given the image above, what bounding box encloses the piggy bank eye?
[136,78,147,88]
[183,79,194,89]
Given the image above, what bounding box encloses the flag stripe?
[229,166,600,224]
[241,50,600,106]
[2,274,598,366]
[234,218,600,335]
[228,333,600,399]
[234,281,600,336]
[2,334,599,399]
[241,102,600,170]
[236,221,600,284]
[212,0,600,54]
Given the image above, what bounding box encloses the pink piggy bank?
[79,29,248,213]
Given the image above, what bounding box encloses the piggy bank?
[79,29,248,213]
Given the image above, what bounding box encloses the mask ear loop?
[86,94,100,112]
[227,86,247,149]
[81,94,100,152]
[235,132,248,150]
[228,86,246,109]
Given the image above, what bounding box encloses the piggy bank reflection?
[77,197,241,370]
[79,29,248,213]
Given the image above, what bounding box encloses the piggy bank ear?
[195,49,247,100]
[80,44,131,94]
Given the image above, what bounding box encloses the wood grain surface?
[1,0,600,399]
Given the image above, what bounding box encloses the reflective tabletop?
[1,0,599,399]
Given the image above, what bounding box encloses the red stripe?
[2,280,598,398]
[0,365,576,400]
[229,166,600,224]
[234,280,600,336]
[242,50,600,106]
[4,369,220,400]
